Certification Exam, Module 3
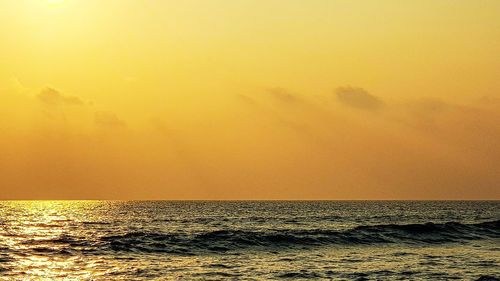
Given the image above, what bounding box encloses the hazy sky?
[1,0,499,199]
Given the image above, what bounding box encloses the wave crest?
[100,220,500,253]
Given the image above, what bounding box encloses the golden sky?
[1,0,499,199]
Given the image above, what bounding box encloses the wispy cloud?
[94,111,126,128]
[266,87,300,103]
[335,86,384,111]
[37,87,85,106]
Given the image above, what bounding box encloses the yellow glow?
[46,0,66,5]
[0,1,499,199]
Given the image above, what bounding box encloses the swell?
[101,220,499,253]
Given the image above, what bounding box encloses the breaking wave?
[100,220,499,253]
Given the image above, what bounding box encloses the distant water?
[0,201,498,280]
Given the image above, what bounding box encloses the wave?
[100,220,499,253]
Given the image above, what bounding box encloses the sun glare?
[46,0,66,6]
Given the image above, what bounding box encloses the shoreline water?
[0,201,498,280]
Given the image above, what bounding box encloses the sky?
[0,0,499,199]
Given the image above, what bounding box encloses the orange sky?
[1,0,499,199]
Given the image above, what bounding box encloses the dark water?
[0,201,498,280]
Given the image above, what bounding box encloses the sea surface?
[0,201,498,280]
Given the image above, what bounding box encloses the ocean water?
[0,201,498,280]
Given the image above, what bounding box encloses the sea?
[0,201,498,280]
